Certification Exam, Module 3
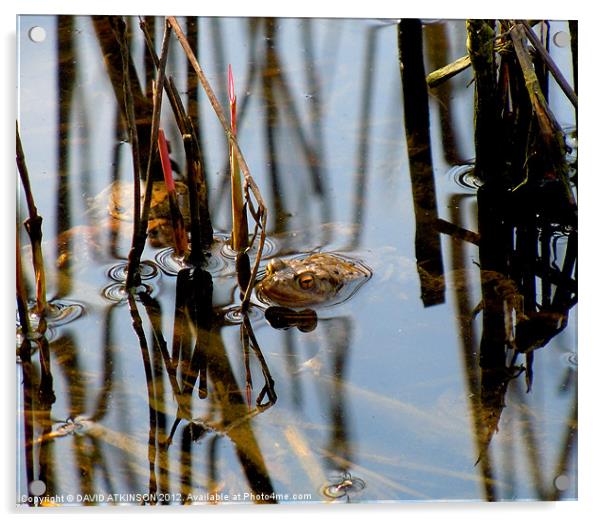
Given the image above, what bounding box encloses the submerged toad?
[256,253,372,308]
[92,179,190,247]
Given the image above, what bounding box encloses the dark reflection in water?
[17,16,576,504]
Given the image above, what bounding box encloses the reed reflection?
[424,19,578,499]
[398,19,445,307]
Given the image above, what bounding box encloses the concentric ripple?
[321,472,366,500]
[154,247,229,276]
[107,260,158,282]
[217,233,279,261]
[154,248,191,276]
[17,304,60,344]
[45,300,85,326]
[564,352,577,368]
[50,417,92,438]
[449,163,482,190]
[101,282,154,303]
[222,304,263,325]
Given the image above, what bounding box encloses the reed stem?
[126,19,171,288]
[16,122,48,314]
[168,16,267,311]
[229,64,249,253]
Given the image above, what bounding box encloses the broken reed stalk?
[466,20,499,183]
[426,22,539,89]
[139,17,214,252]
[167,75,214,252]
[158,128,188,256]
[182,134,203,263]
[168,16,267,312]
[426,54,472,88]
[517,20,577,109]
[229,64,249,253]
[16,122,48,314]
[508,23,575,206]
[125,19,171,289]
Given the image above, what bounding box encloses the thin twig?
[243,315,276,408]
[113,17,143,289]
[16,122,48,314]
[139,18,187,136]
[126,19,171,289]
[517,20,577,109]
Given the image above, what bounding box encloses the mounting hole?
[553,31,570,48]
[554,474,570,491]
[28,26,47,43]
[29,479,47,496]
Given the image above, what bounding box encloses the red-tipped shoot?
[158,128,188,256]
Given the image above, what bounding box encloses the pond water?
[16,16,577,505]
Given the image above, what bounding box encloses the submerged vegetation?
[17,17,576,505]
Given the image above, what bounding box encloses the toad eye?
[296,272,315,290]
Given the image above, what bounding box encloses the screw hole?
[553,31,570,48]
[28,26,47,43]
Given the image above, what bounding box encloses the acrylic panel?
[16,16,577,506]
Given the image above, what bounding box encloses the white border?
[4,1,598,521]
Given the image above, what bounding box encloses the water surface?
[16,16,577,504]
